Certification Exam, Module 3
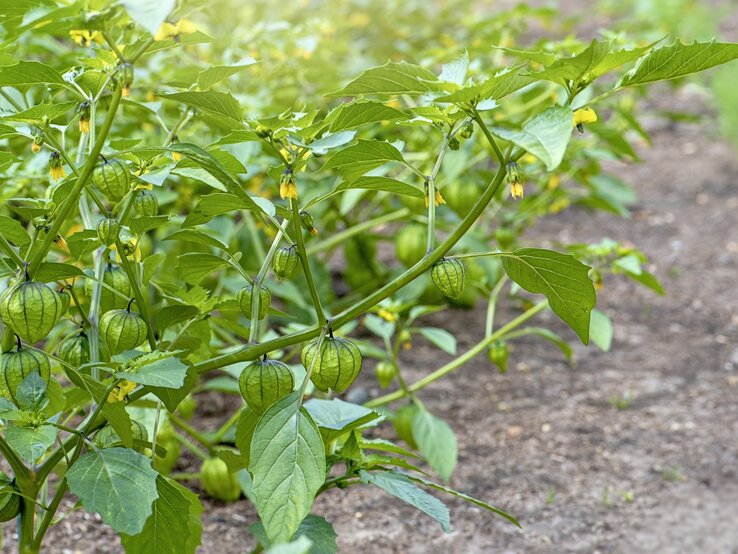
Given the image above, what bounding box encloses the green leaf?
[334,176,422,199]
[434,69,535,103]
[161,91,242,127]
[0,101,77,124]
[164,229,230,251]
[121,0,175,36]
[320,139,404,181]
[491,106,573,170]
[303,398,380,442]
[35,262,84,282]
[176,253,228,284]
[67,447,159,535]
[500,248,596,344]
[522,327,573,361]
[412,409,457,482]
[197,59,257,89]
[329,61,440,96]
[15,371,47,412]
[535,40,611,85]
[121,476,203,554]
[0,215,30,246]
[619,40,738,87]
[359,470,451,532]
[326,100,406,132]
[235,408,260,467]
[117,353,188,388]
[265,536,313,554]
[249,392,326,544]
[129,215,171,235]
[589,309,613,352]
[5,423,57,465]
[408,475,520,527]
[250,514,337,554]
[438,52,469,86]
[415,327,456,355]
[304,131,356,153]
[0,61,64,86]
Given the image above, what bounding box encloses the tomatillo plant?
[0,1,736,552]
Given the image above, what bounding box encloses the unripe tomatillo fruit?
[487,341,509,373]
[394,403,419,449]
[443,181,480,216]
[431,257,465,299]
[57,332,90,369]
[395,223,427,268]
[84,264,131,313]
[301,334,362,393]
[0,279,62,344]
[92,158,130,201]
[57,287,71,315]
[200,457,241,502]
[375,361,396,389]
[133,190,158,217]
[0,472,20,522]
[273,245,299,280]
[237,284,270,320]
[96,216,120,246]
[99,303,148,354]
[0,346,51,405]
[239,357,294,411]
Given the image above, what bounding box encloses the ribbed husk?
[92,158,130,201]
[58,333,90,369]
[99,309,147,353]
[84,265,131,313]
[96,217,120,246]
[301,336,362,392]
[0,281,62,344]
[431,257,466,299]
[133,190,158,216]
[201,457,241,502]
[237,285,271,320]
[239,359,294,410]
[0,348,51,404]
[272,247,299,279]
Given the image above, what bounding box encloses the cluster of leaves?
[0,0,736,552]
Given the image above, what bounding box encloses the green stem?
[211,410,241,445]
[248,219,288,343]
[27,87,123,279]
[18,493,37,554]
[115,241,157,350]
[290,198,326,327]
[0,235,24,268]
[366,300,548,407]
[471,109,505,165]
[169,413,211,450]
[426,131,451,253]
[174,432,209,461]
[485,276,508,338]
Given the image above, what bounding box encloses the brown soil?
[3,80,738,554]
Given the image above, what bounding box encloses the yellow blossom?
[154,19,197,41]
[79,118,90,134]
[53,235,68,250]
[31,142,41,153]
[377,308,397,323]
[69,30,103,47]
[49,152,65,180]
[280,179,297,199]
[547,174,560,190]
[510,182,524,199]
[573,107,597,132]
[424,188,445,208]
[108,380,137,403]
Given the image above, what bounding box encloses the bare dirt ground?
[3,81,738,554]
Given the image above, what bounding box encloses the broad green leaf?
[176,252,228,284]
[320,139,404,181]
[415,327,456,355]
[122,0,175,36]
[619,40,738,87]
[493,47,558,66]
[145,364,198,413]
[334,176,423,199]
[500,248,596,344]
[35,262,84,282]
[412,409,457,482]
[535,40,611,85]
[434,69,535,103]
[235,407,260,467]
[359,470,451,532]
[329,61,440,96]
[303,398,380,442]
[0,61,64,86]
[589,309,613,352]
[0,398,23,421]
[491,106,573,170]
[129,215,171,235]
[408,475,520,527]
[265,536,313,554]
[121,476,203,554]
[303,131,356,153]
[438,52,469,86]
[0,215,31,245]
[5,423,57,465]
[588,43,658,81]
[154,305,200,332]
[164,229,230,251]
[117,354,188,388]
[0,101,77,124]
[15,371,47,412]
[161,91,242,127]
[249,392,326,544]
[250,515,337,554]
[326,100,406,132]
[67,448,159,535]
[197,59,257,89]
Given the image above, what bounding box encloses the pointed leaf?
[412,408,457,482]
[320,139,404,181]
[329,61,440,96]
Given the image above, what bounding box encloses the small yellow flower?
[31,142,41,153]
[280,170,297,199]
[154,19,197,41]
[510,182,524,199]
[547,174,560,190]
[79,118,90,134]
[53,235,68,250]
[573,107,597,133]
[377,308,397,323]
[424,187,445,208]
[171,135,182,161]
[402,340,412,351]
[69,30,103,47]
[108,380,137,403]
[49,152,65,180]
